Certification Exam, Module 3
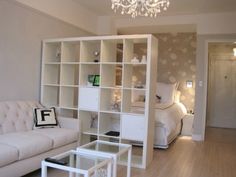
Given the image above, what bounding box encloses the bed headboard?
[174,90,181,103]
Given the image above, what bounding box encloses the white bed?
[132,82,187,149]
[153,102,186,148]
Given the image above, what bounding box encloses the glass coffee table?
[41,150,112,177]
[77,140,132,177]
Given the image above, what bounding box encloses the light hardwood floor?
[24,127,236,177]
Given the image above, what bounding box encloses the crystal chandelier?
[111,0,170,18]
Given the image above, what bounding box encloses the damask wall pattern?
[154,33,196,111]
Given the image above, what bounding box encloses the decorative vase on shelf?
[90,114,98,128]
[131,57,139,64]
[56,47,61,59]
[141,55,147,63]
[93,51,100,62]
[110,101,121,112]
[135,81,144,88]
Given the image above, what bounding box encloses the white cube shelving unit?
[41,35,158,169]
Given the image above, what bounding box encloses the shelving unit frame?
[41,35,158,169]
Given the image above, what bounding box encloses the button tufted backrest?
[0,101,43,134]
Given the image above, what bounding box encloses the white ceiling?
[75,0,236,17]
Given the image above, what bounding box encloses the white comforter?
[154,103,186,135]
[132,102,186,136]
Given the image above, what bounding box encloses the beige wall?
[133,33,196,111]
[0,0,90,101]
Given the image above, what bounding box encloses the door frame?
[207,53,235,127]
[202,39,236,139]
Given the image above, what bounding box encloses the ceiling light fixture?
[111,0,170,18]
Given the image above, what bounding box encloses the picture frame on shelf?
[93,75,100,86]
[88,75,95,86]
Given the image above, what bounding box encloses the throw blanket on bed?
[132,102,186,136]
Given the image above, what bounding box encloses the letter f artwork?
[34,108,57,127]
[41,110,51,121]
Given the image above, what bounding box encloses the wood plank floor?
[24,127,236,177]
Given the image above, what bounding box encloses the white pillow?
[156,82,176,104]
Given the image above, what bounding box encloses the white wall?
[0,0,90,101]
[15,0,98,34]
[97,16,117,35]
[193,34,236,140]
[114,12,236,35]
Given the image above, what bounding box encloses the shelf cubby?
[79,64,100,86]
[61,64,79,86]
[79,87,99,111]
[43,42,61,62]
[43,64,60,85]
[80,110,98,136]
[100,88,121,112]
[101,64,122,87]
[81,134,98,145]
[122,89,145,115]
[99,112,120,138]
[42,85,59,107]
[80,40,101,62]
[98,136,119,143]
[60,86,78,109]
[58,108,78,118]
[123,64,146,88]
[123,38,147,63]
[61,41,80,62]
[101,39,123,63]
[131,89,146,103]
[121,89,131,113]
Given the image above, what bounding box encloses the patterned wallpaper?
[154,33,196,111]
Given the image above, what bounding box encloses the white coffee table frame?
[41,150,112,177]
[77,140,132,177]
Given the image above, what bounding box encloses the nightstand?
[181,114,194,136]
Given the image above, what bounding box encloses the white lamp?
[186,80,193,88]
[233,48,236,57]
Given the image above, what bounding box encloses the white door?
[208,54,236,128]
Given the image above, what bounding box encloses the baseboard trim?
[192,134,204,141]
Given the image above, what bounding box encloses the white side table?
[181,114,194,136]
[41,150,112,177]
[77,140,132,177]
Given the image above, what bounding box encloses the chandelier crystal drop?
[111,0,170,18]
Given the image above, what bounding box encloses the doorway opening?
[206,42,236,130]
